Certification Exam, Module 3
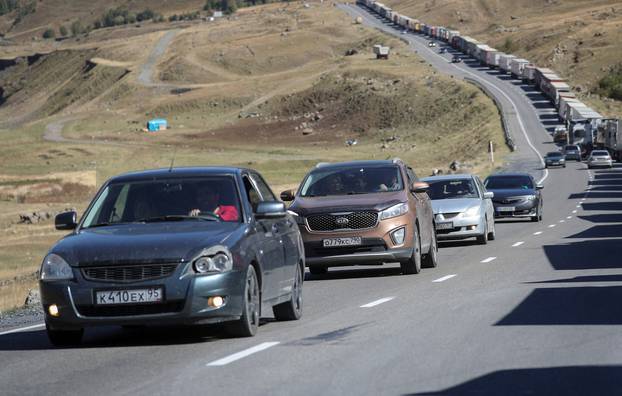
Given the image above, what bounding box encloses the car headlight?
[380,202,409,220]
[40,253,74,281]
[288,210,305,225]
[463,205,480,217]
[193,246,233,274]
[524,195,537,201]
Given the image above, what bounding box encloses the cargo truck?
[498,54,516,73]
[510,59,530,78]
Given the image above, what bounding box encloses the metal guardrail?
[463,76,517,152]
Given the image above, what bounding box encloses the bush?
[597,66,622,101]
[137,9,154,21]
[70,20,83,36]
[42,28,55,39]
[59,25,68,36]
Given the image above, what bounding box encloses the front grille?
[306,211,378,232]
[493,197,525,205]
[436,212,460,220]
[82,264,178,283]
[76,301,184,317]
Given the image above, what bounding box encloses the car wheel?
[422,230,438,268]
[531,207,541,222]
[401,227,421,275]
[487,218,496,241]
[563,164,566,168]
[272,264,303,321]
[225,265,260,337]
[308,266,327,275]
[476,222,488,244]
[46,324,83,347]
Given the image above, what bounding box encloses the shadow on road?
[305,266,402,281]
[542,239,621,270]
[407,366,622,395]
[496,286,622,325]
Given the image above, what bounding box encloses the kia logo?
[335,217,349,226]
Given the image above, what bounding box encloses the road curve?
[2,5,622,396]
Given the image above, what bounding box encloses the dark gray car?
[484,173,543,222]
[40,167,304,346]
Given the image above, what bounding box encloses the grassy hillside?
[0,1,508,312]
[383,0,622,117]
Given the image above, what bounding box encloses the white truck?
[498,54,516,73]
[510,59,530,78]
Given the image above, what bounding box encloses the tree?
[71,20,83,36]
[42,28,55,39]
[136,9,154,21]
[59,25,68,36]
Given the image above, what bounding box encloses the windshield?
[299,165,403,197]
[82,176,241,228]
[426,179,479,200]
[485,175,533,190]
[547,152,562,157]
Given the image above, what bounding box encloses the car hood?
[289,191,406,216]
[430,198,481,214]
[487,188,536,199]
[50,222,244,267]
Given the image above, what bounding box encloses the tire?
[224,265,260,337]
[422,230,438,268]
[476,221,488,244]
[401,227,421,274]
[272,264,303,321]
[46,324,83,347]
[531,207,542,222]
[487,218,496,241]
[308,266,327,275]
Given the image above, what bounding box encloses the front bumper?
[435,214,484,240]
[565,153,580,160]
[305,247,413,266]
[492,200,538,218]
[40,267,246,329]
[545,160,565,167]
[588,160,612,167]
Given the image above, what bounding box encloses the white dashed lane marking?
[548,224,556,228]
[481,257,497,263]
[433,274,457,283]
[360,297,395,308]
[512,241,524,247]
[533,231,543,235]
[207,342,280,366]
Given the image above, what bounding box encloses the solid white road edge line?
[481,257,497,263]
[360,297,395,308]
[207,342,280,366]
[0,323,45,336]
[512,241,524,247]
[433,274,457,283]
[533,231,543,235]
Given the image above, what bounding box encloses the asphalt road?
[2,5,622,395]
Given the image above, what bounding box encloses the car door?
[242,174,283,301]
[250,172,296,298]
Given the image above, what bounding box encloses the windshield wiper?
[83,222,130,229]
[136,215,220,223]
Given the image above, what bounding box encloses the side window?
[475,177,485,197]
[251,173,276,201]
[243,176,262,212]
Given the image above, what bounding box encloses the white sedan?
[422,174,496,244]
[587,150,613,169]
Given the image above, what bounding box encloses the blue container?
[147,119,167,132]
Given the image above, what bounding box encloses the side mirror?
[411,181,429,193]
[255,201,287,219]
[55,211,77,230]
[280,189,295,201]
[536,184,544,190]
[483,191,494,199]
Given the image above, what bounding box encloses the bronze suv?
[281,159,438,275]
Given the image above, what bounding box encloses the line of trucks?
[357,0,622,161]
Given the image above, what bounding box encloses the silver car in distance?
[421,174,496,244]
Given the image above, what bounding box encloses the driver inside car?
[188,183,239,221]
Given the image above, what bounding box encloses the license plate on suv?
[323,237,362,247]
[95,287,163,305]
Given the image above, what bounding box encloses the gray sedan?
[587,150,613,169]
[422,174,496,244]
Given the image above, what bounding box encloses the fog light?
[48,304,59,317]
[208,296,224,308]
[391,227,406,245]
[468,225,476,231]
